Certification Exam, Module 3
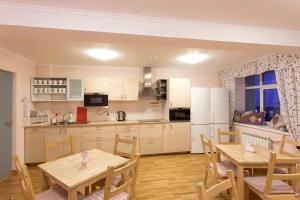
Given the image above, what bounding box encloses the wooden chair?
[201,134,237,186]
[279,135,300,158]
[85,155,140,200]
[244,152,300,200]
[13,155,23,179]
[44,136,73,162]
[113,134,137,161]
[197,170,238,200]
[217,129,240,144]
[15,163,69,200]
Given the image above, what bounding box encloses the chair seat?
[244,176,294,195]
[210,160,237,177]
[36,188,68,200]
[83,186,129,200]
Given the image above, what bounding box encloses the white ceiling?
[0,26,299,71]
[2,0,300,30]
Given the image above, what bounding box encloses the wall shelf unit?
[31,77,83,102]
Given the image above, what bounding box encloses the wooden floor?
[0,154,245,200]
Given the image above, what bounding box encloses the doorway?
[0,70,13,180]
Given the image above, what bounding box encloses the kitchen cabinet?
[68,78,84,101]
[115,124,140,152]
[44,127,65,161]
[169,122,191,152]
[123,79,139,100]
[25,128,45,163]
[109,79,139,101]
[64,127,82,154]
[168,78,191,108]
[81,125,115,153]
[139,124,163,154]
[84,78,109,93]
[162,124,170,152]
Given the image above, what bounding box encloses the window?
[245,70,280,121]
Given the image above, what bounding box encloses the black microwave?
[84,93,108,107]
[169,108,190,121]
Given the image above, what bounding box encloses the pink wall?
[35,65,221,120]
[0,47,36,164]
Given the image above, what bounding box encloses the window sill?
[233,122,288,135]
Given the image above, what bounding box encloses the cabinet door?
[108,79,124,100]
[123,79,139,101]
[162,124,170,153]
[44,127,64,160]
[24,128,45,163]
[84,78,109,93]
[64,127,82,154]
[115,125,140,153]
[169,78,191,108]
[140,124,163,139]
[169,122,191,152]
[68,78,83,101]
[140,139,163,155]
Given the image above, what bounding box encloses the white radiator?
[241,132,273,149]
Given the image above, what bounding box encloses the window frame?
[245,73,278,114]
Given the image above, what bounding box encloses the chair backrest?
[103,154,140,200]
[279,135,300,158]
[15,164,35,200]
[200,134,218,182]
[44,136,73,162]
[217,129,240,144]
[13,155,23,179]
[197,170,238,200]
[265,152,300,196]
[113,134,137,160]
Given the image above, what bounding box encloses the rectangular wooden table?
[215,144,300,200]
[38,149,128,200]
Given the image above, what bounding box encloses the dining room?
[1,1,300,200]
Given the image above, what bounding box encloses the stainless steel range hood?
[139,67,159,97]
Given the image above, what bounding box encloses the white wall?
[0,47,36,164]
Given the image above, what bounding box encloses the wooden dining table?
[215,144,300,200]
[38,149,128,200]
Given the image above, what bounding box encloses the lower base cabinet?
[24,122,191,163]
[169,122,191,152]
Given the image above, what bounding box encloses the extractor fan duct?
[139,67,159,97]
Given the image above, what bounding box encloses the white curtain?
[276,66,300,140]
[220,54,300,139]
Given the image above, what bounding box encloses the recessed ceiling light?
[178,53,208,64]
[86,48,120,61]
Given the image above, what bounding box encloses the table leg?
[237,165,245,200]
[41,172,49,191]
[68,188,77,200]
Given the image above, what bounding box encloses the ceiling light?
[178,53,208,64]
[86,48,119,61]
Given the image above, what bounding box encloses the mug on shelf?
[61,88,66,93]
[43,80,48,85]
[38,80,43,85]
[33,80,38,85]
[59,80,63,85]
[53,80,58,85]
[53,88,58,93]
[48,80,53,85]
[33,88,38,93]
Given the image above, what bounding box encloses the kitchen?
[1,1,300,200]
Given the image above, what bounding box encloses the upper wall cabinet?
[68,78,84,101]
[84,78,109,93]
[168,78,191,108]
[109,79,139,101]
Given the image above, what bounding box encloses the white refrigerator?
[191,88,229,153]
